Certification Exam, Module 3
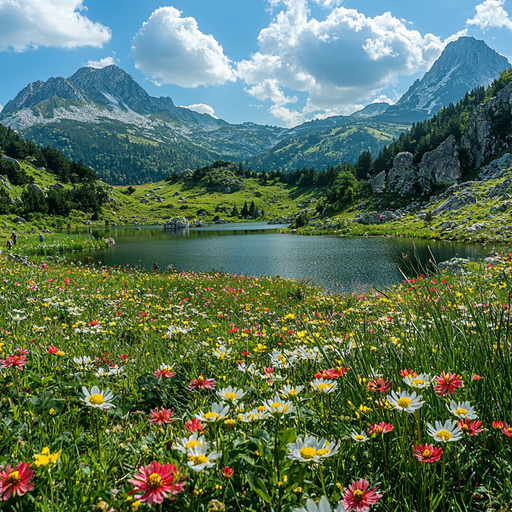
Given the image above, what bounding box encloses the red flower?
[434,372,464,396]
[128,461,185,506]
[342,478,382,511]
[47,345,59,355]
[367,377,392,393]
[493,421,504,430]
[188,374,216,390]
[0,355,27,371]
[88,320,99,326]
[502,424,512,438]
[120,354,128,362]
[141,312,148,317]
[472,374,482,380]
[367,422,394,436]
[314,367,348,380]
[0,462,34,501]
[400,369,417,378]
[459,419,484,436]
[154,367,176,379]
[222,466,234,478]
[413,443,443,463]
[185,418,204,433]
[149,408,174,426]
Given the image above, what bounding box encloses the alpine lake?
[68,222,490,293]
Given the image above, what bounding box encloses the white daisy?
[403,373,431,389]
[293,496,345,512]
[386,390,424,413]
[174,433,207,454]
[287,435,340,464]
[310,378,338,394]
[350,430,369,443]
[237,408,270,423]
[187,443,222,472]
[262,394,296,416]
[217,386,245,404]
[427,420,463,443]
[447,400,478,420]
[195,402,230,423]
[280,385,304,398]
[81,386,116,409]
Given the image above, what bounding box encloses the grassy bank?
[0,252,511,511]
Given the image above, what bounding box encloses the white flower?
[174,433,207,454]
[73,356,92,369]
[447,401,478,419]
[310,378,338,394]
[262,395,296,416]
[350,430,369,443]
[280,385,304,398]
[81,386,116,409]
[270,349,298,369]
[187,443,222,472]
[386,390,424,413]
[213,345,232,360]
[427,420,463,443]
[217,386,246,404]
[293,496,345,512]
[237,408,270,423]
[287,435,340,464]
[403,373,431,389]
[167,325,191,336]
[195,402,230,423]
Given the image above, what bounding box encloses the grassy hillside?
[245,121,409,172]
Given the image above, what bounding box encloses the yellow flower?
[34,447,62,467]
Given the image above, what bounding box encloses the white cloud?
[237,0,455,126]
[86,56,117,69]
[372,94,395,105]
[466,0,512,31]
[182,103,217,117]
[0,0,111,52]
[131,6,235,88]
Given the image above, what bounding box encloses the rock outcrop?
[419,135,461,184]
[163,217,191,229]
[432,193,476,216]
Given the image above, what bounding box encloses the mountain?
[381,37,510,122]
[1,36,509,183]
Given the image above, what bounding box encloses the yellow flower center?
[204,412,220,421]
[316,448,330,456]
[317,384,329,391]
[189,454,209,465]
[437,430,452,441]
[88,394,105,405]
[397,397,412,409]
[258,406,266,412]
[197,376,205,383]
[225,392,238,401]
[299,447,317,459]
[353,489,364,503]
[411,379,424,386]
[288,390,297,396]
[7,471,21,484]
[455,408,467,416]
[186,440,201,450]
[422,449,431,458]
[355,435,364,441]
[271,402,283,409]
[146,473,162,489]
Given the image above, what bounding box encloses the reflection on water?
[68,222,489,293]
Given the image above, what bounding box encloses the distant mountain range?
[0,36,509,184]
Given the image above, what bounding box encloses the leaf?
[247,472,272,504]
[254,429,270,443]
[278,428,297,446]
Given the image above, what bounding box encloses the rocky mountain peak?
[384,36,510,121]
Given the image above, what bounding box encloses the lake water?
[69,222,489,293]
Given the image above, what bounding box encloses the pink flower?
[154,367,176,379]
[342,479,382,511]
[413,443,443,463]
[459,419,484,436]
[185,418,204,433]
[128,461,185,507]
[0,462,34,501]
[149,408,174,426]
[188,374,216,390]
[434,372,464,396]
[367,422,394,436]
[502,424,512,438]
[0,355,27,370]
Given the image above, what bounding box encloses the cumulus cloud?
[466,0,512,31]
[182,103,217,117]
[237,0,456,126]
[0,0,111,52]
[131,7,235,88]
[86,56,117,69]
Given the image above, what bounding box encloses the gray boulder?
[438,257,470,272]
[419,135,461,184]
[215,218,228,224]
[441,220,458,231]
[464,223,486,233]
[28,183,42,192]
[488,179,512,198]
[224,187,231,193]
[356,213,382,225]
[52,183,65,190]
[164,217,191,229]
[371,171,386,193]
[386,152,420,194]
[484,257,501,266]
[432,193,476,216]
[15,216,26,223]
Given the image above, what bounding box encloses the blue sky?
[0,0,511,127]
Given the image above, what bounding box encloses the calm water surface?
[69,222,489,292]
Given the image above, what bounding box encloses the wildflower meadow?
[0,254,511,511]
